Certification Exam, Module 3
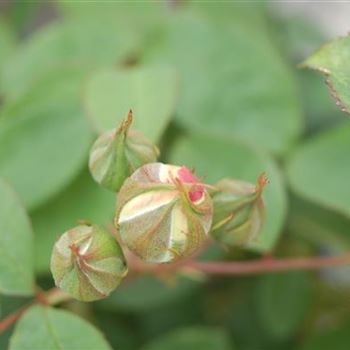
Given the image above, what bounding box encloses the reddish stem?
[45,288,72,305]
[2,252,350,334]
[186,253,350,275]
[127,251,350,277]
[0,288,70,335]
[0,304,31,334]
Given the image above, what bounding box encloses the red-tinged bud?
[211,173,268,247]
[114,163,213,263]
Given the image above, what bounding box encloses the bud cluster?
[50,111,268,301]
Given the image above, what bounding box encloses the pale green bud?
[211,173,268,247]
[50,224,128,302]
[89,110,159,192]
[115,163,213,263]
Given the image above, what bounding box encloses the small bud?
[211,173,268,247]
[50,224,128,302]
[115,163,213,263]
[89,110,159,192]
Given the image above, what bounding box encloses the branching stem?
[2,252,350,335]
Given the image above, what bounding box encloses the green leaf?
[3,2,39,33]
[272,15,326,64]
[288,196,350,288]
[94,311,138,350]
[142,326,232,350]
[143,10,302,154]
[98,275,200,313]
[297,70,345,135]
[56,0,164,26]
[302,35,350,114]
[31,169,116,274]
[9,305,112,350]
[272,17,346,133]
[1,17,142,99]
[299,320,350,350]
[228,281,284,350]
[168,132,287,252]
[0,19,16,89]
[0,179,34,295]
[138,295,203,341]
[256,272,311,339]
[287,121,350,218]
[288,196,350,250]
[0,66,93,210]
[84,65,178,142]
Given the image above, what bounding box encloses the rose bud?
[50,223,128,302]
[114,163,213,263]
[211,173,268,247]
[89,110,159,192]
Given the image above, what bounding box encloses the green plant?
[1,2,350,350]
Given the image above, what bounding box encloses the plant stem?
[45,287,72,305]
[186,253,350,275]
[2,252,350,334]
[128,252,350,276]
[0,287,70,335]
[0,304,31,334]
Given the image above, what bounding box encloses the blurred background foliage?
[0,1,350,349]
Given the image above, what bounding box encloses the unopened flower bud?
[115,163,213,263]
[211,173,268,247]
[50,224,128,302]
[89,110,159,192]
